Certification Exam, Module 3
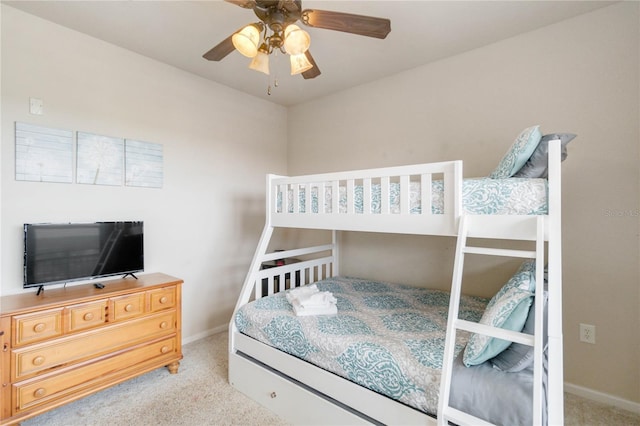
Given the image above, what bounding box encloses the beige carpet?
[22,332,288,426]
[22,332,640,426]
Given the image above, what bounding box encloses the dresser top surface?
[0,273,182,315]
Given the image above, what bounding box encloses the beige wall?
[288,2,639,405]
[0,5,287,341]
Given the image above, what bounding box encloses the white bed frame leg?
[547,140,564,425]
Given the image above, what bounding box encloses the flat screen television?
[24,221,144,292]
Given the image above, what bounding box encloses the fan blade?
[301,50,321,79]
[203,34,235,61]
[301,9,391,39]
[224,0,256,9]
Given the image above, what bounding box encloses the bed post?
[229,174,279,352]
[547,140,564,425]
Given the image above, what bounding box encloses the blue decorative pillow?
[491,290,548,372]
[489,126,542,179]
[513,133,576,179]
[463,260,536,367]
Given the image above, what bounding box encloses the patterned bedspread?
[235,277,489,415]
[281,177,548,215]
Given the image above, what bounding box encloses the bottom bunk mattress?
[234,276,487,416]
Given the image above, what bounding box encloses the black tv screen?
[24,221,144,288]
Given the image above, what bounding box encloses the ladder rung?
[441,406,495,426]
[455,319,535,346]
[464,246,536,258]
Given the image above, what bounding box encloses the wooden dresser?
[0,273,183,425]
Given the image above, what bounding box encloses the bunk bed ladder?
[438,214,546,426]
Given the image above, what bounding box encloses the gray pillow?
[490,290,548,372]
[513,133,576,178]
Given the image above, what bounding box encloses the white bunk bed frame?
[229,141,563,425]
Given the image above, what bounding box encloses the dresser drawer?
[66,300,107,333]
[110,292,145,321]
[14,336,178,412]
[13,310,176,380]
[13,308,63,347]
[148,286,176,312]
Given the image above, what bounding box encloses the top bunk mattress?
[281,177,548,216]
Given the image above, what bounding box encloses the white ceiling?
[4,0,615,107]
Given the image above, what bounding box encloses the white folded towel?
[285,284,319,303]
[286,284,337,316]
[291,299,337,316]
[297,291,337,308]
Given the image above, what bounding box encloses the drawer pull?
[161,346,171,354]
[83,312,94,321]
[33,388,46,398]
[124,304,134,312]
[32,356,45,366]
[33,323,46,333]
[159,296,168,304]
[159,321,168,329]
[270,391,277,399]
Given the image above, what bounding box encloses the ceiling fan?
[203,0,391,79]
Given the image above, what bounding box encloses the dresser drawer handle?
[270,391,277,399]
[33,323,46,333]
[32,356,45,366]
[159,321,168,329]
[124,304,134,312]
[83,312,94,321]
[33,388,46,398]
[160,346,171,354]
[159,296,168,304]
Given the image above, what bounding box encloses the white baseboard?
[182,324,228,345]
[565,382,640,415]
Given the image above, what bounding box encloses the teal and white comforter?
[235,277,488,415]
[280,177,548,215]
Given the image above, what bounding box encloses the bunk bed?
[229,126,569,425]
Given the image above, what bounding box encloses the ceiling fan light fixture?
[283,24,311,55]
[249,44,270,75]
[290,52,313,75]
[232,24,261,58]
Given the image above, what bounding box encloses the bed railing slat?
[421,173,432,216]
[318,182,325,214]
[400,175,410,215]
[331,181,339,214]
[347,179,355,214]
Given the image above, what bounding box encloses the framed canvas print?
[125,139,163,188]
[15,122,73,183]
[76,132,124,185]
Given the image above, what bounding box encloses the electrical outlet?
[580,323,596,344]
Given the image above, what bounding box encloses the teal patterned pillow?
[489,125,542,178]
[462,260,536,367]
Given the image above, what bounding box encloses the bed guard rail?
[234,242,338,314]
[267,161,463,236]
